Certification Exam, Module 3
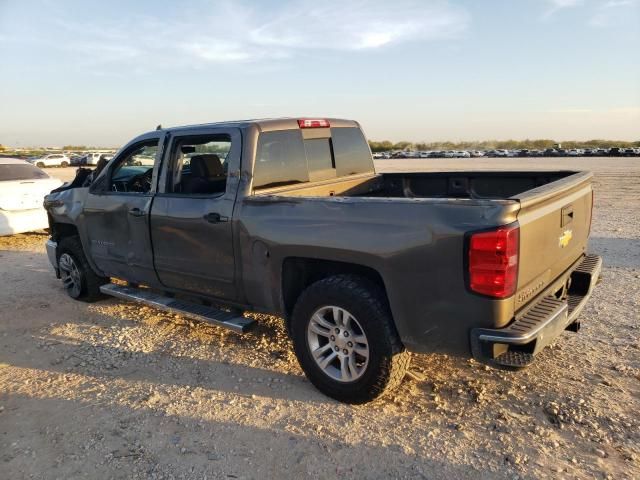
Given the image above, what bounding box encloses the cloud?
[46,0,468,68]
[541,0,639,23]
[248,1,468,51]
[589,0,640,26]
[542,0,584,18]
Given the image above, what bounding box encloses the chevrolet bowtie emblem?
[559,229,573,248]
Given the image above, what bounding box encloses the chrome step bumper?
[100,284,255,334]
[470,254,602,369]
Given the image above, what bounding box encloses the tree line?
[368,139,640,152]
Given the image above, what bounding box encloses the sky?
[0,0,639,147]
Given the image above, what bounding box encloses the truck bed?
[253,170,579,200]
[246,169,593,355]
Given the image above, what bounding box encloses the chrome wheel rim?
[59,253,82,297]
[307,306,369,383]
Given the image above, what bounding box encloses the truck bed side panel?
[237,196,520,354]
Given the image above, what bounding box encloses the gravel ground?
[0,158,638,479]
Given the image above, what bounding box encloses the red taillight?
[297,118,330,129]
[468,225,519,298]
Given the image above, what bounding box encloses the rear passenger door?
[150,127,241,300]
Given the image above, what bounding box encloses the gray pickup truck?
[43,118,601,403]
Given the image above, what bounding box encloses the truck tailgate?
[513,171,593,311]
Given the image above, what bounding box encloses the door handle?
[128,207,145,217]
[204,212,229,223]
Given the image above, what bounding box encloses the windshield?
[0,163,50,181]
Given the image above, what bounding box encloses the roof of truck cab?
[161,118,359,134]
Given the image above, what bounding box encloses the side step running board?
[100,284,255,334]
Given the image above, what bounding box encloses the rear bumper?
[470,254,602,368]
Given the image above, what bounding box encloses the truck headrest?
[190,154,224,178]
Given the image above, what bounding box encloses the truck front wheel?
[291,275,410,404]
[57,236,108,302]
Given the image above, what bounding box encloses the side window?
[109,140,159,194]
[167,134,231,195]
[254,130,308,189]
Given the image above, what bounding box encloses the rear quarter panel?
[237,195,520,355]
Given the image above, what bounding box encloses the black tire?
[60,161,69,167]
[291,275,410,404]
[36,162,45,168]
[57,236,108,302]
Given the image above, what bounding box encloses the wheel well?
[282,257,389,319]
[51,222,79,242]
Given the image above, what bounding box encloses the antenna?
[156,124,162,131]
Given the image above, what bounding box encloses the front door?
[150,128,241,300]
[82,134,163,285]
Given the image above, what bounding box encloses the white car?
[0,158,63,236]
[30,154,71,168]
[85,152,113,166]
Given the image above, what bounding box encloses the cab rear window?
[331,127,374,177]
[0,163,49,181]
[253,127,373,190]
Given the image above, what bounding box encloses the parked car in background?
[608,147,622,156]
[84,152,114,166]
[29,154,71,168]
[0,158,63,235]
[69,154,85,166]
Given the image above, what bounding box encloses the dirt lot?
[1,158,638,479]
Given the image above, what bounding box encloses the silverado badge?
[559,229,573,248]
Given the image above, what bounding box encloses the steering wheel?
[127,169,153,193]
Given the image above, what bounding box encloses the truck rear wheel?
[57,236,108,302]
[291,275,410,404]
